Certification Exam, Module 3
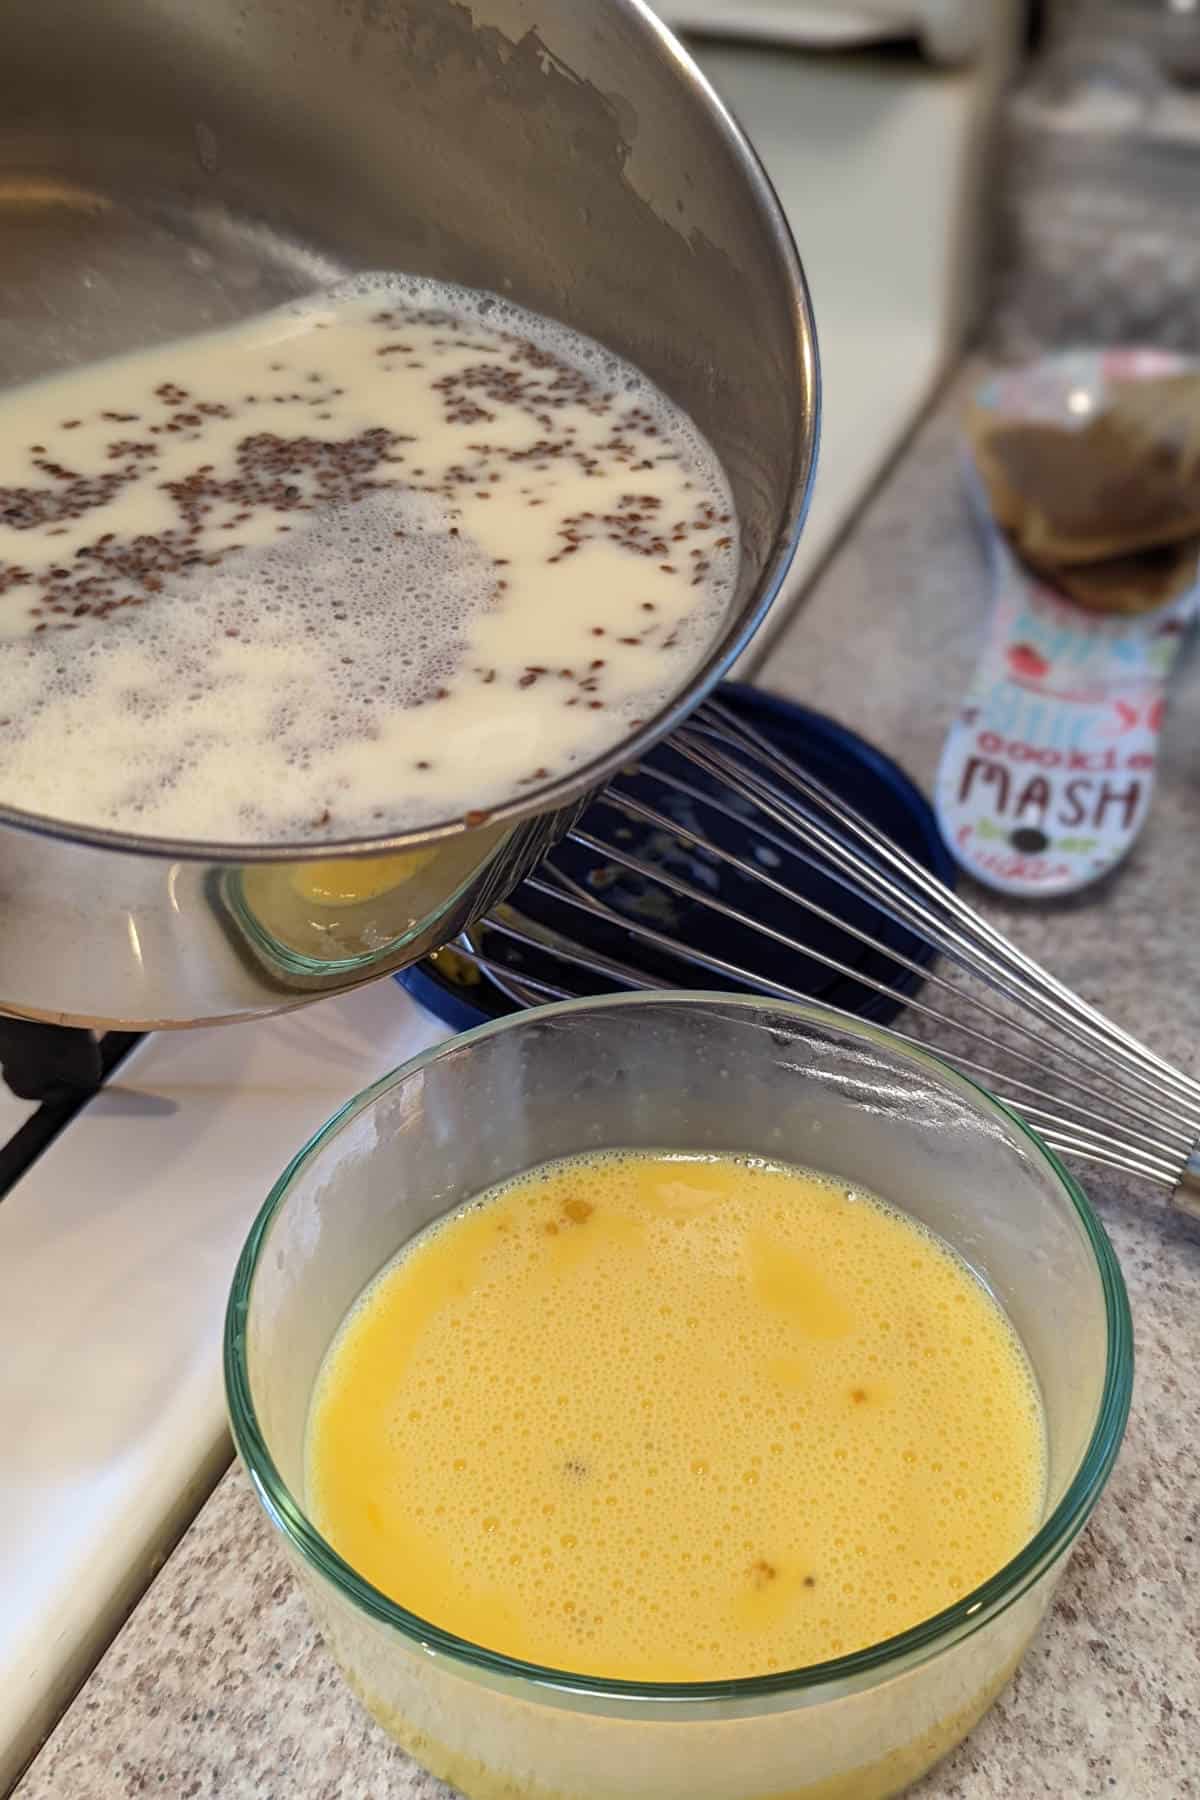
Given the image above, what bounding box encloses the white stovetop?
[1,983,448,1789]
[0,33,1011,1791]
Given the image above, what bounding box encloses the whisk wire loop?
[448,700,1200,1214]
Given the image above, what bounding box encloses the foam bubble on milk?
[0,273,738,843]
[0,491,501,838]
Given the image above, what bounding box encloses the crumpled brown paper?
[967,373,1200,614]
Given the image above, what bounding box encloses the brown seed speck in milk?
[0,277,735,840]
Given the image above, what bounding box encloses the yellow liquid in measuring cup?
[306,1152,1045,1683]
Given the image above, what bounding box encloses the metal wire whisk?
[453,699,1200,1218]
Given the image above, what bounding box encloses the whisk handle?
[1174,1146,1200,1223]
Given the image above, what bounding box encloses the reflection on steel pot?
[0,0,818,1028]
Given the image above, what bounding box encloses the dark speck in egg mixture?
[0,275,739,843]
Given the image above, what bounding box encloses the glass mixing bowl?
[225,993,1132,1800]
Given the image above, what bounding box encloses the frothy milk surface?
[0,277,737,843]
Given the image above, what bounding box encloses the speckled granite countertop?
[16,363,1200,1799]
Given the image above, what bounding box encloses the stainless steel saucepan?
[0,0,818,1028]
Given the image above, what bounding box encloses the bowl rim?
[0,1,820,867]
[224,990,1133,1708]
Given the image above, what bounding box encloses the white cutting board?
[690,35,1012,667]
[661,1,984,63]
